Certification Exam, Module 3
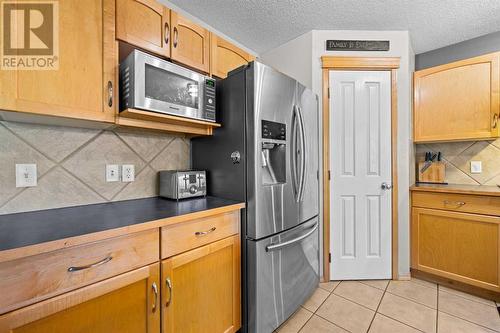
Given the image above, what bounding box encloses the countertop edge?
[0,202,245,264]
[410,184,500,197]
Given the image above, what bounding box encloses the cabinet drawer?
[162,211,240,258]
[0,229,159,314]
[412,191,500,216]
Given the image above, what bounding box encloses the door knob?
[381,182,392,190]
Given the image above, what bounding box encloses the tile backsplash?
[0,121,190,215]
[415,139,500,185]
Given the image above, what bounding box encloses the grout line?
[59,164,110,202]
[437,309,499,332]
[383,290,437,310]
[367,281,387,332]
[438,287,497,308]
[374,313,427,333]
[441,157,481,185]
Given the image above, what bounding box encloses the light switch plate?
[16,164,37,187]
[471,161,482,174]
[122,164,135,182]
[106,165,119,182]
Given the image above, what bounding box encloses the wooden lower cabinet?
[0,263,160,333]
[411,207,500,291]
[161,235,241,333]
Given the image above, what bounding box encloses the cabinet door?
[414,52,500,142]
[170,12,210,73]
[162,235,241,333]
[0,0,116,123]
[411,207,500,291]
[210,33,254,78]
[116,0,170,58]
[0,263,161,333]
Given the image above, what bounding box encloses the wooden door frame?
[321,56,400,281]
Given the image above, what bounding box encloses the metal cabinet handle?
[195,227,216,236]
[164,22,170,45]
[173,27,178,48]
[68,255,112,272]
[107,81,113,107]
[443,200,466,207]
[493,113,498,129]
[165,278,172,307]
[151,282,158,313]
[296,105,306,202]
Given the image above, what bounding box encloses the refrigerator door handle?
[291,105,300,200]
[265,221,318,252]
[296,105,307,202]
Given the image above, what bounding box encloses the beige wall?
[0,121,189,215]
[415,140,500,185]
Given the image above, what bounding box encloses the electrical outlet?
[471,161,482,174]
[16,164,37,187]
[106,165,119,182]
[122,164,135,182]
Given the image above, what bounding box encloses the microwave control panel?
[204,79,216,121]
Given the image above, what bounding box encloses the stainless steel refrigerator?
[192,61,319,333]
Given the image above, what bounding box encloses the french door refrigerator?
[192,61,319,333]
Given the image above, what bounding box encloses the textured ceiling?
[164,0,500,54]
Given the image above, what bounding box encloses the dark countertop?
[410,183,500,197]
[0,196,243,253]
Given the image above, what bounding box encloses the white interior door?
[329,70,392,280]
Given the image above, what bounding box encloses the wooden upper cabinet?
[0,0,116,123]
[170,12,210,73]
[210,33,254,78]
[162,235,241,333]
[0,264,161,333]
[116,0,170,58]
[414,52,500,142]
[411,207,500,292]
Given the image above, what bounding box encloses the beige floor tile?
[319,281,340,292]
[369,313,421,333]
[378,292,436,333]
[299,315,348,333]
[333,281,384,310]
[302,287,330,312]
[387,279,437,308]
[277,307,313,333]
[359,279,389,290]
[438,311,496,333]
[439,286,496,307]
[411,277,437,289]
[439,290,500,331]
[316,294,375,333]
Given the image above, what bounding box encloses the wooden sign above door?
[326,40,390,51]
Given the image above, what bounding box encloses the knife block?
[418,162,445,183]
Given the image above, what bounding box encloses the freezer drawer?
[247,217,319,333]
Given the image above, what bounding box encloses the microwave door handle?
[296,105,306,202]
[265,221,318,252]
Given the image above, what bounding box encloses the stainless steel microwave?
[119,50,216,122]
